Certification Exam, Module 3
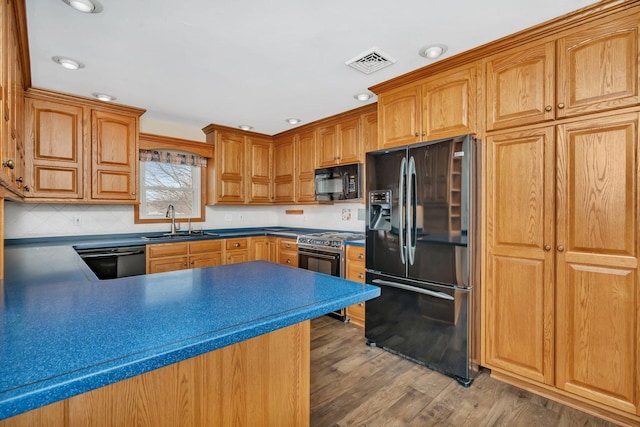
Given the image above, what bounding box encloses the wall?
[3,202,365,239]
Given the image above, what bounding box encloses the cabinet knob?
[23,185,31,192]
[544,245,551,251]
[557,103,565,109]
[2,159,14,170]
[184,262,188,266]
[414,132,420,137]
[557,245,565,252]
[131,192,136,195]
[234,243,240,248]
[286,259,291,264]
[544,105,552,112]
[358,253,364,259]
[358,273,364,279]
[15,177,23,183]
[358,302,364,307]
[421,131,426,136]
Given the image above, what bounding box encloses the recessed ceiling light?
[354,93,372,102]
[52,56,85,70]
[92,92,115,102]
[238,125,252,131]
[286,118,301,125]
[61,0,103,13]
[418,44,448,59]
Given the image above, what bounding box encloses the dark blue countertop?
[0,228,376,420]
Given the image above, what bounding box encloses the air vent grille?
[345,47,396,74]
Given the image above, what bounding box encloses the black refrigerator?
[365,134,480,386]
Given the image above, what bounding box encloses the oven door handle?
[298,250,339,260]
[372,279,454,301]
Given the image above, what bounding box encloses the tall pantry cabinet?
[483,4,640,423]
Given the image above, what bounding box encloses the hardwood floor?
[310,316,619,427]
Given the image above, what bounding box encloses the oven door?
[297,247,341,277]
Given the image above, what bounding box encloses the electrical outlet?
[224,214,232,222]
[73,215,82,226]
[239,214,244,221]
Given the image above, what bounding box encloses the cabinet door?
[273,136,295,203]
[190,253,222,269]
[361,110,378,153]
[422,64,477,140]
[556,13,640,118]
[378,84,421,149]
[486,41,555,130]
[24,97,84,199]
[247,136,272,204]
[251,236,275,261]
[278,238,298,266]
[296,130,316,203]
[555,112,640,414]
[484,126,555,385]
[91,110,137,201]
[216,131,245,204]
[316,125,338,167]
[337,117,360,165]
[148,256,189,274]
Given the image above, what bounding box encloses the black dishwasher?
[76,246,146,280]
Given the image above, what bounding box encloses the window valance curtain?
[139,149,207,168]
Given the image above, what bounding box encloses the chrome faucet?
[166,204,177,234]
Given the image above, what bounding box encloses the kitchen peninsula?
[0,241,379,426]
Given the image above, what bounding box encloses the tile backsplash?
[4,201,366,239]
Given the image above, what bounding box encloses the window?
[139,161,201,220]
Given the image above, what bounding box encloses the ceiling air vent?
[345,47,396,74]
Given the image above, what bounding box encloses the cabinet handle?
[15,177,23,183]
[544,105,552,112]
[557,245,565,252]
[234,242,240,248]
[23,185,31,192]
[557,103,565,109]
[2,159,14,169]
[544,245,551,251]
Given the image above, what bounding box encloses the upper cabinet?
[377,64,477,149]
[486,12,640,131]
[203,124,273,205]
[273,135,295,204]
[295,129,316,203]
[22,89,144,203]
[316,116,361,167]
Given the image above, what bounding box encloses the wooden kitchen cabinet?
[22,89,144,203]
[23,96,85,199]
[278,237,298,267]
[203,124,274,205]
[273,135,295,203]
[485,13,640,130]
[91,109,138,201]
[250,236,277,261]
[146,240,223,273]
[316,116,361,167]
[296,130,316,203]
[345,245,366,327]
[484,111,640,417]
[224,237,249,264]
[377,64,476,149]
[0,0,26,197]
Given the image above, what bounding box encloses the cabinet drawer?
[346,263,365,283]
[278,251,298,267]
[347,302,365,327]
[346,245,365,262]
[225,238,248,251]
[147,242,189,258]
[148,256,189,274]
[279,239,298,251]
[190,253,223,269]
[190,239,222,254]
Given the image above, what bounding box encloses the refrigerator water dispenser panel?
[369,190,392,231]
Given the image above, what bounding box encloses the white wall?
[3,202,365,239]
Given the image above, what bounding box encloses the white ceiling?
[25,0,597,135]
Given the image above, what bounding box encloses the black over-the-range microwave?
[314,163,362,201]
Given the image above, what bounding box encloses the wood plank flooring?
[310,316,619,427]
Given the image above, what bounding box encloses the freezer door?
[366,148,408,277]
[365,272,475,385]
[407,136,470,286]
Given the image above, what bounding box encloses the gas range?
[296,231,364,250]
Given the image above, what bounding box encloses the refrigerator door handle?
[398,157,407,265]
[372,279,455,301]
[407,155,417,265]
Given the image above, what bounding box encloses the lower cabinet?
[345,245,365,327]
[224,238,249,264]
[278,238,298,267]
[146,240,223,274]
[250,236,277,261]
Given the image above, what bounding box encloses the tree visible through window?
[139,161,201,219]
